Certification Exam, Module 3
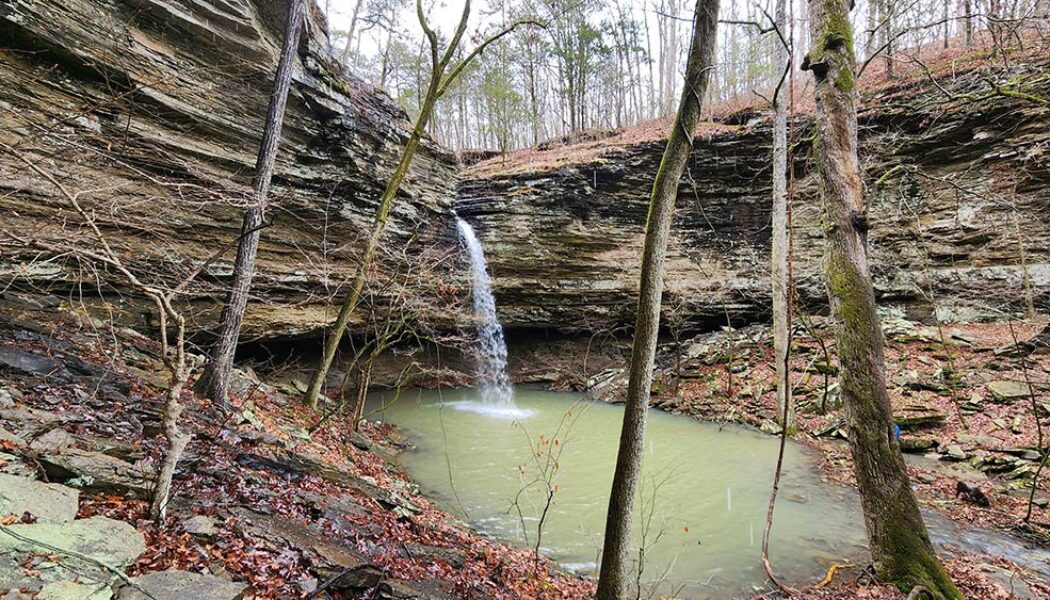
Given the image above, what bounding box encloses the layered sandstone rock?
[0,0,458,340]
[1,1,1045,341]
[458,59,1050,331]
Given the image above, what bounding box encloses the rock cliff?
[0,0,458,340]
[459,57,1050,332]
[2,2,1046,343]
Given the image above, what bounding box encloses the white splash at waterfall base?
[454,214,530,419]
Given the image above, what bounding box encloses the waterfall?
[454,214,514,406]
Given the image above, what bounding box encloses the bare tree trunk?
[195,0,304,409]
[149,300,191,523]
[527,47,540,146]
[644,8,656,118]
[865,0,873,57]
[338,0,366,68]
[1038,0,1050,28]
[772,0,794,434]
[150,366,190,521]
[882,1,895,79]
[803,1,961,597]
[351,362,373,431]
[963,0,974,46]
[943,0,951,48]
[595,1,719,597]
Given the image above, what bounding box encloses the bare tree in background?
[963,0,975,46]
[803,0,961,596]
[338,0,367,67]
[195,0,305,410]
[595,0,720,597]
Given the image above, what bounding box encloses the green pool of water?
[367,386,869,597]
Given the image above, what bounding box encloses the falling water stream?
[454,214,522,415]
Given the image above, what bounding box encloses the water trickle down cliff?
[454,215,515,405]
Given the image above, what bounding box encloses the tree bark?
[195,0,304,409]
[803,1,961,597]
[149,367,189,521]
[943,0,950,49]
[771,0,794,434]
[963,0,973,46]
[882,0,894,79]
[149,299,191,523]
[1036,0,1050,33]
[594,1,719,597]
[338,0,366,68]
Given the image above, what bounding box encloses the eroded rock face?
[0,0,458,340]
[459,60,1050,332]
[1,1,1045,342]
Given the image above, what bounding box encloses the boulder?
[36,580,112,600]
[230,507,382,590]
[0,516,145,566]
[0,516,145,591]
[987,380,1031,403]
[180,515,220,537]
[0,345,61,377]
[0,473,79,523]
[118,570,246,600]
[36,449,153,498]
[0,425,25,446]
[896,411,948,430]
[900,437,939,453]
[235,450,420,515]
[30,429,77,452]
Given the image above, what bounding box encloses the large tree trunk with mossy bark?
[595,0,719,597]
[803,0,962,598]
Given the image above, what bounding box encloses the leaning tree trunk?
[595,1,719,597]
[803,1,961,598]
[302,117,430,408]
[195,0,305,409]
[771,0,794,434]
